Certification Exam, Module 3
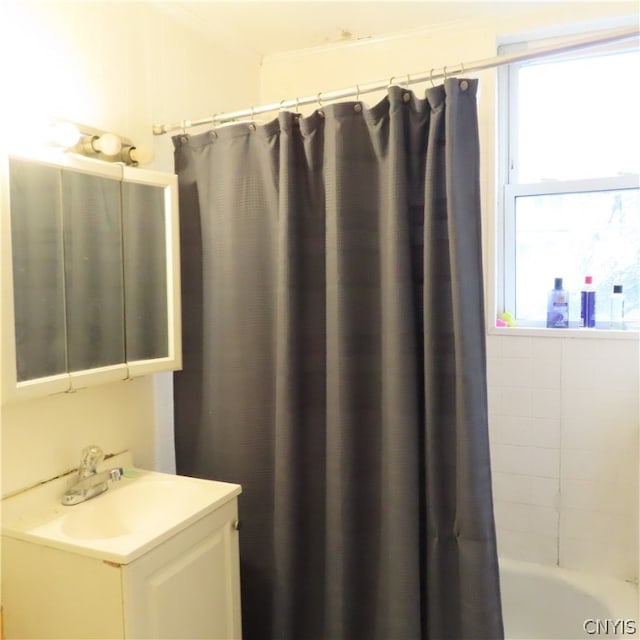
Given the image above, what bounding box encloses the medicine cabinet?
[1,152,181,403]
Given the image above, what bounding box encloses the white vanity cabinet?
[2,461,242,639]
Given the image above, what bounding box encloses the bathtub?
[500,557,639,640]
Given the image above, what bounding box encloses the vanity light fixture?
[46,118,151,166]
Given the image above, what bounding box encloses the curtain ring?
[460,62,465,75]
[295,97,300,113]
[317,92,323,107]
[443,65,448,81]
[279,99,286,111]
[429,69,435,87]
[355,84,360,101]
[389,75,395,87]
[406,72,411,87]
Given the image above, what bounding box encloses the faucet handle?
[79,445,104,477]
[109,468,124,482]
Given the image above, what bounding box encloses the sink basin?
[60,477,211,540]
[1,452,241,563]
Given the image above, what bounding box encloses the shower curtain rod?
[152,24,638,135]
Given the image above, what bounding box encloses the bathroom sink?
[59,477,212,540]
[1,452,241,563]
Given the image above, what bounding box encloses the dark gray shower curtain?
[173,80,503,640]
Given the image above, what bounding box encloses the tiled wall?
[488,333,639,581]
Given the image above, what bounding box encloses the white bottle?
[610,285,625,329]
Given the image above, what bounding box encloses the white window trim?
[494,23,640,338]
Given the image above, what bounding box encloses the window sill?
[488,325,639,340]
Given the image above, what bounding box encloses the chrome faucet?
[61,445,123,506]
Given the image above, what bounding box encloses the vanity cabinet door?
[121,167,181,378]
[62,169,126,372]
[122,181,169,361]
[8,158,68,384]
[122,500,242,640]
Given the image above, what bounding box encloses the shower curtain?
[173,80,503,640]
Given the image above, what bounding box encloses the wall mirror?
[2,152,181,403]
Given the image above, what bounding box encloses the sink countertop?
[1,452,241,564]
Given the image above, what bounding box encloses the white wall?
[259,2,639,581]
[0,1,261,496]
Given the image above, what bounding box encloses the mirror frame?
[1,151,181,404]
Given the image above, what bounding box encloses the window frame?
[496,29,640,330]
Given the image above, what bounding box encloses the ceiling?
[151,1,541,58]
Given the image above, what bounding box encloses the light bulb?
[92,132,122,156]
[48,122,81,148]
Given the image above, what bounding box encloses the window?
[498,32,640,329]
